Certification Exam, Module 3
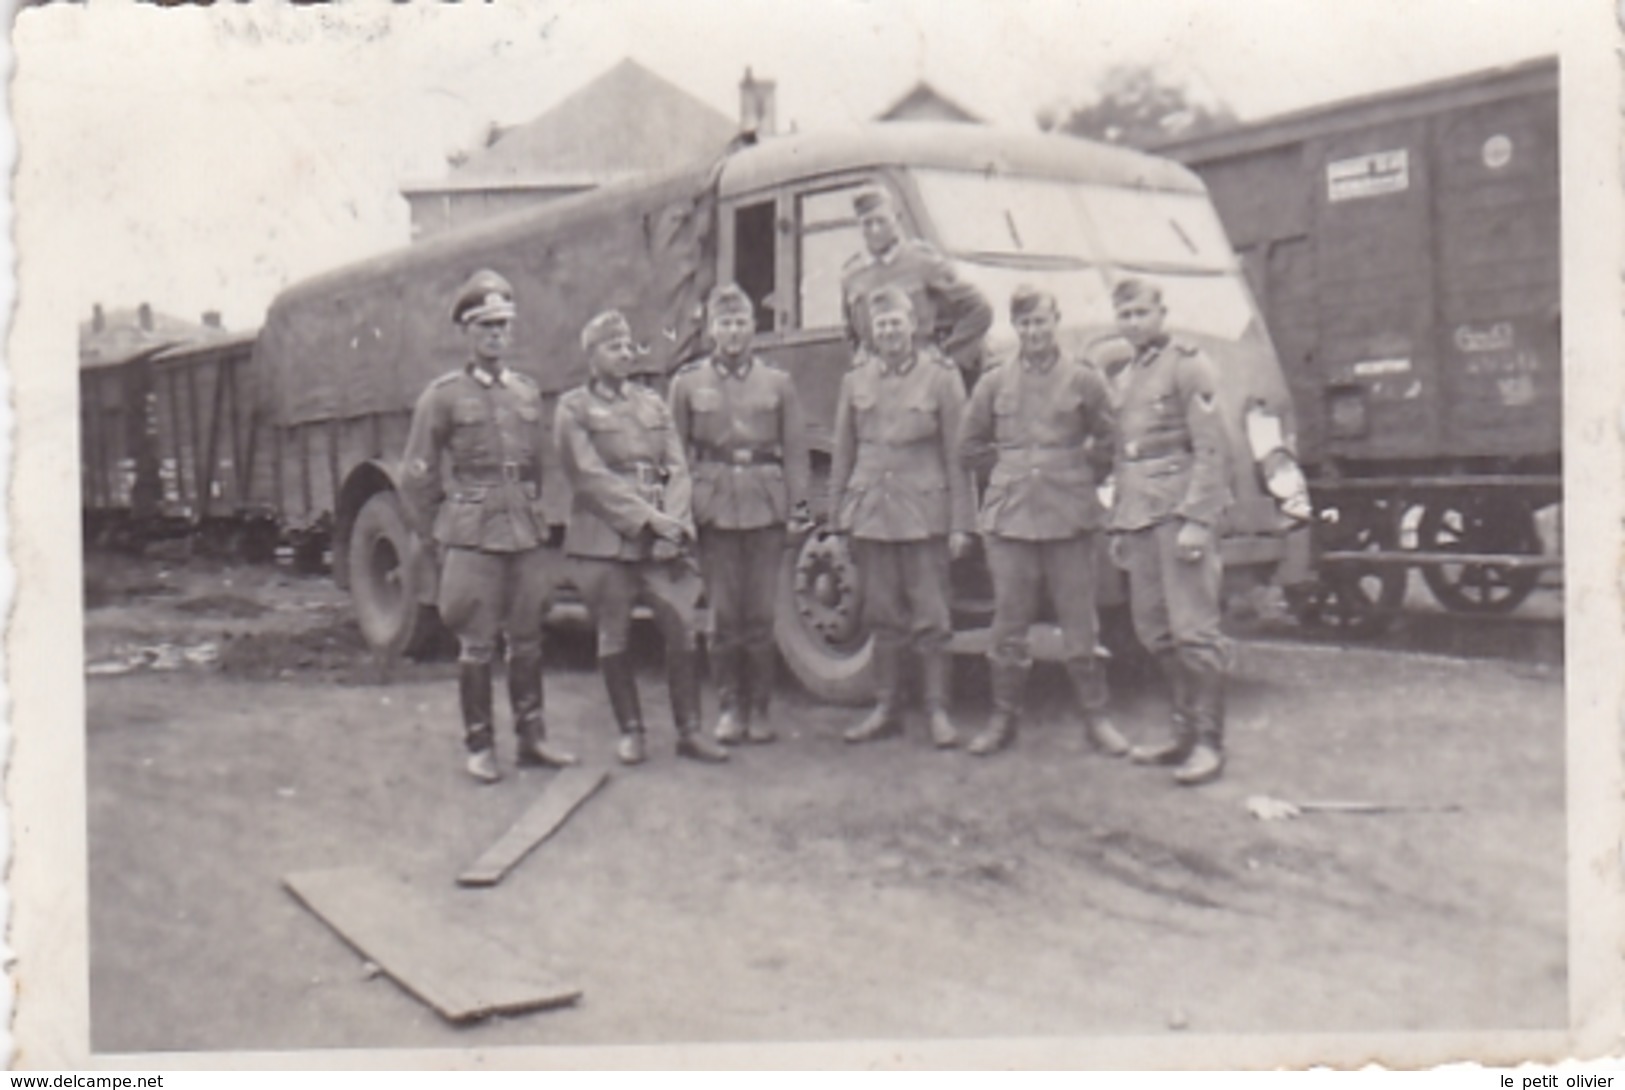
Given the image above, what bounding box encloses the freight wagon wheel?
[1417,496,1541,614]
[350,491,440,659]
[774,526,875,705]
[1286,499,1405,636]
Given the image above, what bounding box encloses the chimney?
[92,303,105,333]
[739,67,777,138]
[202,310,223,330]
[137,302,153,332]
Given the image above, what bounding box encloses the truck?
[1158,57,1561,629]
[94,122,1311,702]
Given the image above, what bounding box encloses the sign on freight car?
[1326,149,1410,202]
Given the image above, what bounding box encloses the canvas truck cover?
[253,164,720,428]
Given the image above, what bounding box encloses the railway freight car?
[1159,57,1561,628]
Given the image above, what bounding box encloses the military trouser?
[853,537,952,655]
[574,555,704,657]
[985,533,1101,669]
[437,546,554,663]
[699,525,785,718]
[1118,519,1229,676]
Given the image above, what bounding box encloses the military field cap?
[452,269,517,325]
[866,284,914,317]
[580,309,634,353]
[1010,284,1058,320]
[852,187,894,216]
[1111,277,1163,306]
[707,283,754,318]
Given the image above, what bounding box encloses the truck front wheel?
[774,527,875,705]
[350,490,441,659]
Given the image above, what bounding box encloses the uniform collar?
[588,377,630,402]
[877,350,917,379]
[712,353,754,381]
[1020,348,1061,374]
[467,361,509,387]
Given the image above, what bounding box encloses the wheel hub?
[793,532,861,647]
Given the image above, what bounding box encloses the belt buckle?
[730,448,751,466]
[1124,441,1140,459]
[500,462,522,483]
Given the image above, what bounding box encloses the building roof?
[430,58,737,190]
[79,307,228,370]
[876,80,983,124]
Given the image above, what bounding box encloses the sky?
[11,0,1588,335]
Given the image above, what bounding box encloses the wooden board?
[457,766,609,888]
[284,866,581,1023]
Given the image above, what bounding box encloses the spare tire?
[774,527,875,705]
[349,490,440,659]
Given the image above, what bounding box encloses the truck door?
[720,175,884,461]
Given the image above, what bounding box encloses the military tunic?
[669,353,810,669]
[958,349,1117,668]
[1108,336,1232,673]
[841,239,993,375]
[555,378,702,656]
[399,364,554,662]
[829,346,973,654]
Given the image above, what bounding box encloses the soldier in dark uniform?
[400,269,575,784]
[669,284,810,746]
[1107,278,1232,786]
[829,285,975,749]
[554,310,730,767]
[841,187,993,382]
[957,286,1130,758]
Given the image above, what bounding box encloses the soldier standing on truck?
[956,286,1131,759]
[830,285,975,749]
[1108,278,1232,786]
[841,187,993,383]
[668,284,811,748]
[399,269,576,785]
[555,310,731,767]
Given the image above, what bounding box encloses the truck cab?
[708,125,1308,701]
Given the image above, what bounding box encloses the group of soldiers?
[399,186,1232,789]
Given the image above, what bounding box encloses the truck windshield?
[913,169,1236,274]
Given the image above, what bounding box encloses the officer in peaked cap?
[840,185,993,381]
[1107,277,1233,786]
[554,308,731,768]
[956,285,1130,759]
[828,284,975,750]
[400,269,576,784]
[669,283,811,747]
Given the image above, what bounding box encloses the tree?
[1048,64,1237,149]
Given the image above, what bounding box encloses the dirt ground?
[82,552,1567,1054]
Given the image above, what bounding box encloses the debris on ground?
[86,641,221,676]
[1246,795,1463,821]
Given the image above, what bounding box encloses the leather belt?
[612,460,668,487]
[1120,437,1193,462]
[695,447,782,466]
[454,462,537,485]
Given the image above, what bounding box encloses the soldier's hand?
[787,502,816,536]
[649,512,688,543]
[651,538,683,562]
[949,531,973,560]
[1175,519,1214,563]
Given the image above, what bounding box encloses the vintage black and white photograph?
[7,0,1621,1068]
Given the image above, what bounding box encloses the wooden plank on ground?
[457,766,609,888]
[284,866,581,1023]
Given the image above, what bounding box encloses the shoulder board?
[673,357,705,376]
[921,345,955,369]
[902,238,944,260]
[505,370,540,391]
[758,354,787,373]
[1171,339,1200,357]
[841,251,870,271]
[429,370,465,389]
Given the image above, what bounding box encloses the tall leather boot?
[845,635,903,744]
[459,660,500,784]
[509,652,577,768]
[710,642,746,746]
[968,660,1026,757]
[921,647,960,749]
[670,644,729,763]
[600,652,647,766]
[1129,650,1196,766]
[744,640,778,745]
[1066,656,1130,757]
[1174,661,1226,786]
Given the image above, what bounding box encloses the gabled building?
[402,59,738,240]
